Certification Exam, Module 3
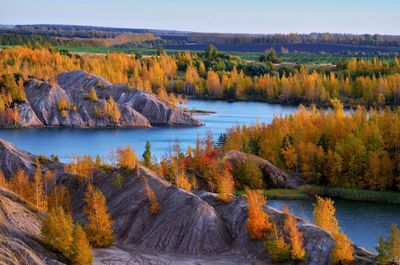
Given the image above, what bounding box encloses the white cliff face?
[4,70,201,128]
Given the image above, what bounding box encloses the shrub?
[148,186,159,215]
[86,87,98,102]
[245,188,272,239]
[236,158,263,189]
[175,171,192,191]
[216,167,235,203]
[117,146,137,170]
[265,230,291,262]
[376,224,400,265]
[331,231,355,265]
[313,196,339,233]
[84,184,114,247]
[56,96,69,112]
[69,224,93,265]
[41,207,73,256]
[283,205,306,261]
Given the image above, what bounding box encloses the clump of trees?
[41,207,93,265]
[223,100,400,192]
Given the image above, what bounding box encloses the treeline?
[1,46,400,121]
[188,32,400,47]
[222,100,400,192]
[0,33,156,47]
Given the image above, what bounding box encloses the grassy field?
[0,44,394,64]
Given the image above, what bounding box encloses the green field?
[0,44,394,65]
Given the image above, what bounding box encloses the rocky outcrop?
[222,150,304,188]
[0,138,376,265]
[3,70,201,128]
[0,187,65,265]
[0,138,36,177]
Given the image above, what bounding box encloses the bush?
[117,146,137,170]
[236,158,263,189]
[41,207,73,256]
[265,233,291,262]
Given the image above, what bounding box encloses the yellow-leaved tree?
[70,224,93,265]
[313,196,354,264]
[283,205,306,261]
[117,146,137,171]
[41,207,73,257]
[84,184,114,247]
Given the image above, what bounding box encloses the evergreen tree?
[142,141,152,167]
[376,224,400,264]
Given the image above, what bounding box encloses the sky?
[0,0,399,35]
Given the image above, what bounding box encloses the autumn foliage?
[117,146,137,171]
[313,196,354,264]
[245,188,272,239]
[83,184,114,247]
[283,205,306,261]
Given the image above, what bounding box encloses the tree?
[265,226,291,262]
[117,146,137,171]
[260,48,280,63]
[216,165,235,203]
[236,158,264,189]
[245,188,272,239]
[283,205,305,261]
[86,87,98,102]
[0,170,8,189]
[84,184,114,247]
[48,185,72,214]
[9,169,32,203]
[313,196,339,233]
[70,224,93,265]
[376,224,400,264]
[331,231,355,265]
[33,159,47,211]
[205,44,218,61]
[142,141,152,167]
[41,207,73,256]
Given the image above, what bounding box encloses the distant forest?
[1,24,400,47]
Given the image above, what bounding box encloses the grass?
[0,44,394,64]
[236,185,400,205]
[301,185,400,205]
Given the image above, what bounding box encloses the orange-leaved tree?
[283,204,306,261]
[245,188,273,239]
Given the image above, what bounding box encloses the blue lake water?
[0,100,297,161]
[0,99,398,252]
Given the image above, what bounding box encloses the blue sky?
[0,0,399,34]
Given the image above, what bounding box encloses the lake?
[0,99,398,252]
[0,100,297,161]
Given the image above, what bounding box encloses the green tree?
[236,158,264,189]
[376,224,400,264]
[206,44,218,61]
[142,141,152,167]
